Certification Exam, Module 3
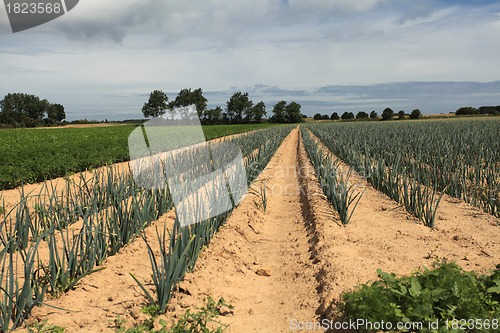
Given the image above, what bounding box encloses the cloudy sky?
[1,0,500,120]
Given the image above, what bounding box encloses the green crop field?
[0,123,280,190]
[304,117,500,220]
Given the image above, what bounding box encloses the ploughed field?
[0,118,498,332]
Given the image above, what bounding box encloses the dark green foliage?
[455,106,479,116]
[341,112,354,120]
[271,100,287,123]
[225,92,253,124]
[165,297,232,333]
[203,106,223,125]
[370,110,377,119]
[250,101,267,123]
[356,111,369,119]
[0,93,65,127]
[313,113,322,120]
[478,106,500,115]
[382,108,394,120]
[0,126,134,190]
[0,124,280,190]
[398,110,406,120]
[410,109,422,119]
[337,261,500,332]
[286,102,303,123]
[142,90,168,118]
[331,112,339,120]
[168,88,207,119]
[270,100,302,123]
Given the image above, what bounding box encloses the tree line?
[141,88,304,124]
[314,105,500,122]
[313,108,423,121]
[455,106,500,116]
[0,93,66,128]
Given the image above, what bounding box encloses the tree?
[478,106,500,115]
[455,107,479,116]
[409,109,422,119]
[250,101,266,123]
[168,88,207,119]
[286,102,303,123]
[225,92,253,123]
[0,93,61,127]
[46,103,66,122]
[330,112,339,120]
[381,108,394,120]
[272,100,287,123]
[398,110,406,120]
[341,112,354,120]
[356,111,369,119]
[370,110,378,119]
[142,90,168,118]
[313,113,322,120]
[203,106,223,124]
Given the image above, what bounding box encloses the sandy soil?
[163,127,322,332]
[14,126,500,332]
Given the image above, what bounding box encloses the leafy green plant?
[166,297,232,333]
[260,180,267,212]
[0,124,281,190]
[115,297,232,333]
[336,260,500,332]
[31,319,66,332]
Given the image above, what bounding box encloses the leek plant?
[131,126,293,312]
[301,129,363,224]
[261,180,267,212]
[0,239,46,331]
[131,219,195,313]
[306,119,499,218]
[305,122,469,227]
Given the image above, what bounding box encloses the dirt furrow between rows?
[164,127,321,332]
